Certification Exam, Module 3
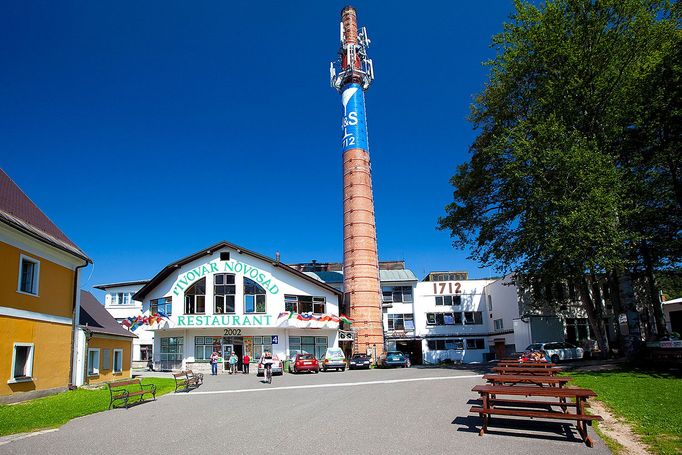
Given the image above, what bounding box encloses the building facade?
[0,169,91,402]
[94,280,150,368]
[74,291,135,385]
[130,242,343,375]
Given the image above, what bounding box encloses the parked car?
[378,351,408,368]
[349,353,372,369]
[321,347,346,372]
[525,342,584,363]
[289,353,319,374]
[257,354,283,376]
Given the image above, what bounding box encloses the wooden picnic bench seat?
[497,361,556,368]
[483,374,571,387]
[106,378,156,409]
[470,384,602,447]
[491,366,562,375]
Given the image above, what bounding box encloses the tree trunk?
[590,272,610,358]
[577,277,608,359]
[617,272,642,361]
[642,241,667,337]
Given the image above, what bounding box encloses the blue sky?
[1,1,514,297]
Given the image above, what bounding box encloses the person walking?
[229,351,238,375]
[243,353,250,374]
[210,350,219,376]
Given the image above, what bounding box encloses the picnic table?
[483,374,571,388]
[491,366,562,376]
[497,361,556,368]
[470,384,602,447]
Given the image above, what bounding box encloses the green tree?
[439,0,678,357]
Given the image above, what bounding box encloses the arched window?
[244,278,266,313]
[184,278,206,314]
[214,273,236,314]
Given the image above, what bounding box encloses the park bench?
[491,366,562,376]
[483,374,571,388]
[173,370,204,393]
[186,370,203,388]
[470,384,602,447]
[106,378,156,409]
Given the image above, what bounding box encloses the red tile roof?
[79,290,136,338]
[0,168,89,261]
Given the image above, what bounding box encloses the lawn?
[567,368,682,455]
[0,377,176,437]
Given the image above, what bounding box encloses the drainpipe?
[68,259,90,389]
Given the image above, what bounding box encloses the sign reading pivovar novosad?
[172,260,279,297]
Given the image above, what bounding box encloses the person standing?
[229,352,238,374]
[210,350,219,376]
[243,353,250,374]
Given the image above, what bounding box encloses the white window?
[494,319,504,330]
[111,292,131,305]
[87,348,100,376]
[10,343,34,382]
[487,295,493,312]
[113,349,123,373]
[17,255,40,295]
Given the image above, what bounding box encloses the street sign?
[271,335,279,344]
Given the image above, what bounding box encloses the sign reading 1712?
[341,83,369,152]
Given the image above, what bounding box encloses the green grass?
[0,378,176,437]
[567,368,682,455]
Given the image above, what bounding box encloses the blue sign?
[271,335,279,345]
[341,83,369,152]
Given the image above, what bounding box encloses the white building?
[94,280,150,368]
[415,276,496,363]
[128,241,342,374]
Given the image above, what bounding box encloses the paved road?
[0,367,610,455]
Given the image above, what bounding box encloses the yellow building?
[0,169,91,403]
[76,291,135,385]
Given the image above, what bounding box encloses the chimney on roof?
[275,251,281,264]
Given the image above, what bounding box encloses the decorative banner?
[122,312,170,332]
[341,83,368,152]
[276,312,354,329]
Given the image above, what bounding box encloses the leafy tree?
[439,0,679,357]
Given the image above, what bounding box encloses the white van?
[321,347,346,372]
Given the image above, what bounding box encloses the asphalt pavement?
[0,367,610,455]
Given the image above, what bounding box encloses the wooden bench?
[470,384,602,447]
[173,370,203,393]
[186,370,203,388]
[491,366,562,376]
[106,378,156,409]
[483,374,571,388]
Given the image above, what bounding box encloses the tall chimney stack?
[330,6,383,358]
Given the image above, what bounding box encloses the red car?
[289,353,319,374]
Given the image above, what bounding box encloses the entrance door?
[222,344,233,372]
[234,344,243,371]
[494,340,506,360]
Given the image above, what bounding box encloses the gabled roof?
[79,290,136,338]
[304,269,418,284]
[133,241,343,301]
[93,279,150,290]
[0,169,90,262]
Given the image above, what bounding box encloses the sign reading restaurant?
[171,260,280,297]
[176,314,274,327]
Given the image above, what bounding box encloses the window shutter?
[102,349,111,370]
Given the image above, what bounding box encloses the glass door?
[222,344,233,372]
